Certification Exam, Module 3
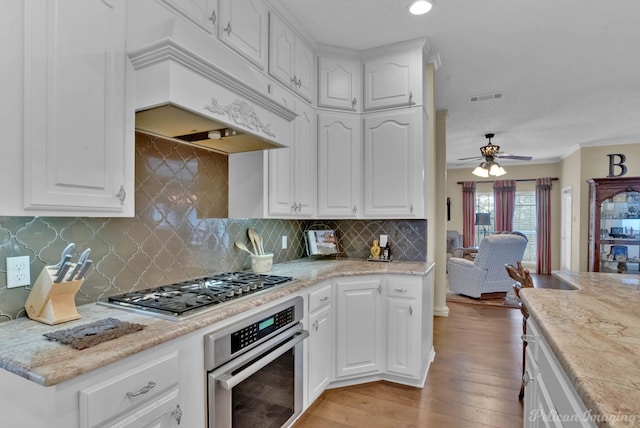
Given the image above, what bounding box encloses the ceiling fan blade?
[456,156,483,161]
[496,154,533,161]
[455,159,480,166]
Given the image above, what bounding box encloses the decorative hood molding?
[129,36,296,154]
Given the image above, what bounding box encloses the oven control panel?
[231,306,294,353]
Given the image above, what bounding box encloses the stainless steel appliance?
[205,297,308,428]
[103,272,294,321]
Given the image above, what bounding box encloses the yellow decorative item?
[370,239,381,258]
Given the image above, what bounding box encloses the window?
[475,191,536,264]
[514,192,536,263]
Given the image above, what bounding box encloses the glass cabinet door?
[599,191,640,273]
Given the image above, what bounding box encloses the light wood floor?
[294,302,524,428]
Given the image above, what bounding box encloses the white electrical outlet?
[7,256,31,288]
[282,235,288,249]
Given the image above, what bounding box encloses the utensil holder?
[25,265,84,325]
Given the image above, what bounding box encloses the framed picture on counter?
[306,230,339,256]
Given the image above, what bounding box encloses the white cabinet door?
[295,103,316,216]
[161,0,218,34]
[108,388,181,428]
[335,277,383,378]
[294,39,314,101]
[363,108,424,218]
[385,297,418,377]
[363,49,422,110]
[268,102,315,217]
[318,56,361,111]
[218,0,268,69]
[308,304,333,404]
[523,349,562,428]
[269,13,313,102]
[269,12,294,87]
[317,113,362,218]
[24,0,134,217]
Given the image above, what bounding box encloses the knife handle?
[55,254,72,277]
[77,259,93,280]
[54,262,72,283]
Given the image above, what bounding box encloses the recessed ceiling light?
[408,0,434,15]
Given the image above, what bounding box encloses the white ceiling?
[272,0,640,168]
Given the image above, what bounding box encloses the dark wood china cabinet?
[588,177,640,273]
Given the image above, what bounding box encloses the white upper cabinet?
[161,0,218,34]
[218,0,268,69]
[318,56,361,111]
[317,113,362,218]
[23,0,134,217]
[269,13,314,102]
[363,108,424,218]
[268,101,315,217]
[363,49,423,111]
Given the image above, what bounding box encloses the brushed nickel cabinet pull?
[224,22,231,35]
[127,381,156,397]
[116,185,126,205]
[173,404,183,425]
[209,10,216,24]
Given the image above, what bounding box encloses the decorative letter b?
[607,154,627,177]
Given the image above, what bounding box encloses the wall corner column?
[434,108,449,317]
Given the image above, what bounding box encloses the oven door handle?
[213,329,309,390]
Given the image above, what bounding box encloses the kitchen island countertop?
[0,258,432,387]
[520,271,640,427]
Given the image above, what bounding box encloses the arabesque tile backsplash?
[0,134,426,322]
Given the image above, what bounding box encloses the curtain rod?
[456,177,558,185]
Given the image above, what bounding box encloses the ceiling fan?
[457,133,533,177]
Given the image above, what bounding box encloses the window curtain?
[493,180,517,232]
[462,181,476,247]
[536,177,553,274]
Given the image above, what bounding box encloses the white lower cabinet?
[306,282,333,404]
[79,351,181,428]
[523,318,596,428]
[384,278,421,378]
[334,276,384,379]
[0,332,204,428]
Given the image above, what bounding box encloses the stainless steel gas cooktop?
[102,272,293,321]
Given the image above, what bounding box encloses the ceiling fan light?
[489,163,507,176]
[472,164,489,178]
[408,0,433,15]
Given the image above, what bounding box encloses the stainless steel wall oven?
[205,297,308,428]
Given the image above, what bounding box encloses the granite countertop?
[520,271,640,427]
[0,258,432,387]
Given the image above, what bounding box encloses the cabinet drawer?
[309,283,332,313]
[79,351,179,428]
[386,277,420,299]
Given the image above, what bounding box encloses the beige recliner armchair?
[447,233,528,298]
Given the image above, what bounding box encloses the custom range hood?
[128,14,297,155]
[135,102,285,155]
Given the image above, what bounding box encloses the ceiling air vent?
[469,92,503,103]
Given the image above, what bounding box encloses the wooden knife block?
[25,265,84,325]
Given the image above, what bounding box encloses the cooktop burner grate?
[106,272,293,318]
